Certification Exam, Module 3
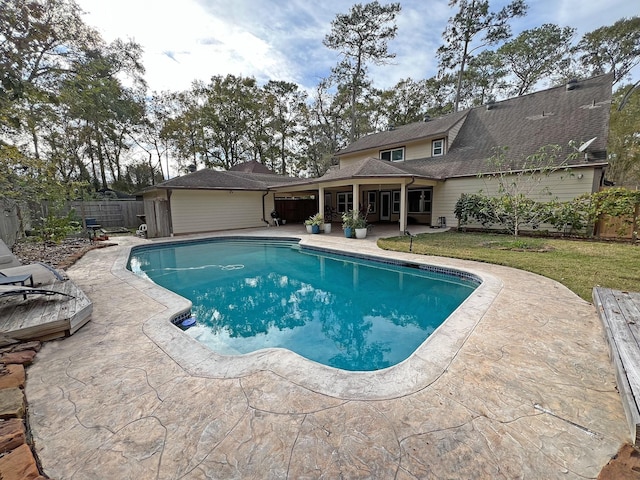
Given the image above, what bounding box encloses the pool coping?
[112,233,503,400]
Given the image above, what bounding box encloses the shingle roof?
[334,74,612,180]
[319,156,428,180]
[148,75,612,193]
[336,110,469,156]
[154,168,301,191]
[407,74,612,179]
[229,160,277,174]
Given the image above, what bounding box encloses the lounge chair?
[0,239,21,269]
[0,239,68,286]
[0,284,74,300]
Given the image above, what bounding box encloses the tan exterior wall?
[340,138,444,166]
[433,169,598,230]
[169,190,273,235]
[447,117,466,146]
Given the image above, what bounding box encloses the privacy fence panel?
[69,200,145,229]
[0,199,21,247]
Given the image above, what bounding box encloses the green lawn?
[378,231,640,302]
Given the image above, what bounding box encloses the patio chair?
[270,210,281,226]
[136,223,148,237]
[0,284,74,300]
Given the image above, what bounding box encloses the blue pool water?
[128,238,478,371]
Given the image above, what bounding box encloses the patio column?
[318,185,325,218]
[352,183,360,218]
[399,182,407,233]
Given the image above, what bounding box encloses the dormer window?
[380,147,404,162]
[432,139,445,156]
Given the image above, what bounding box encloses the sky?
[75,0,639,94]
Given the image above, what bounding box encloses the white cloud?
[77,0,639,93]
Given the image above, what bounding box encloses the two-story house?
[141,74,611,237]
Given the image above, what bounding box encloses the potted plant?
[304,217,314,233]
[353,214,368,239]
[307,213,323,234]
[342,210,356,238]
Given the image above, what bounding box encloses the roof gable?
[416,74,613,178]
[336,74,612,180]
[229,160,277,174]
[154,168,300,191]
[337,110,469,156]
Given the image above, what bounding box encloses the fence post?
[634,203,639,245]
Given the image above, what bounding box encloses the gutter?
[261,191,270,226]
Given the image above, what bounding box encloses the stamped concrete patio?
[25,226,627,479]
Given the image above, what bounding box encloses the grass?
[378,230,640,302]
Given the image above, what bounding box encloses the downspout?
[262,191,270,226]
[402,176,415,236]
[166,189,174,237]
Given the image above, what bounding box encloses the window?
[366,191,377,214]
[392,191,401,214]
[337,192,353,213]
[380,147,404,162]
[408,189,432,213]
[432,139,444,156]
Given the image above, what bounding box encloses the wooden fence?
[69,200,144,229]
[0,199,22,247]
[0,199,144,247]
[597,214,639,241]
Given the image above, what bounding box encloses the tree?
[199,74,261,170]
[0,0,100,145]
[298,78,350,177]
[131,92,174,184]
[498,24,575,96]
[458,50,509,107]
[437,0,527,112]
[59,40,146,189]
[263,81,307,175]
[323,1,401,142]
[608,85,640,187]
[458,144,577,237]
[160,89,207,172]
[378,78,430,127]
[576,16,640,85]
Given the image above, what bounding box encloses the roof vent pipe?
[486,99,496,110]
[566,79,578,91]
[423,115,430,122]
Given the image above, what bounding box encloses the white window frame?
[336,192,353,213]
[380,147,405,162]
[392,190,401,214]
[408,188,433,214]
[365,191,377,214]
[432,138,444,156]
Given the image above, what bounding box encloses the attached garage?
[140,162,303,238]
[170,189,274,235]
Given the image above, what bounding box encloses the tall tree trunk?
[454,33,471,113]
[281,134,286,175]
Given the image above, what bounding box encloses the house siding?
[170,190,273,235]
[340,138,443,166]
[447,117,466,147]
[408,142,433,160]
[433,169,598,230]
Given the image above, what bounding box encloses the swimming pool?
[128,238,479,371]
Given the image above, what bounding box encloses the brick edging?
[0,341,50,480]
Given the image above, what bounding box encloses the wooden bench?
[593,287,640,445]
